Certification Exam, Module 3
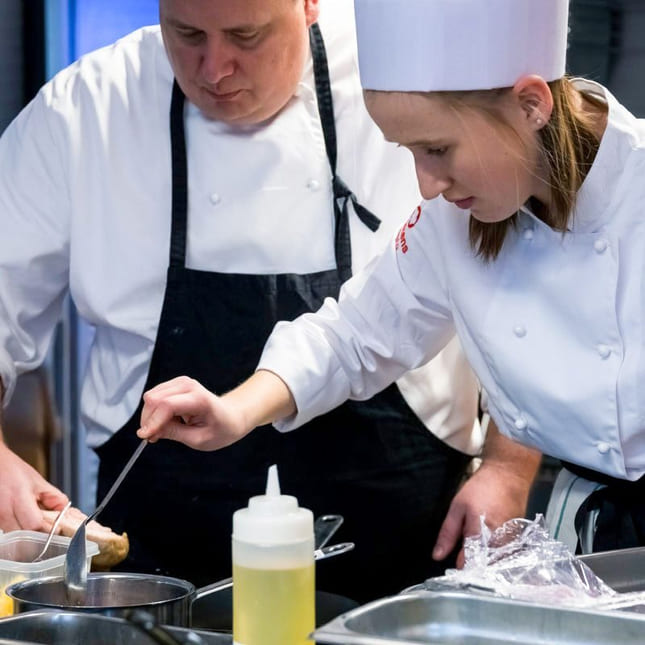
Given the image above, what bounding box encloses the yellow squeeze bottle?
[233,464,315,645]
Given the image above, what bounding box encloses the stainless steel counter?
[579,546,645,593]
[313,589,645,645]
[314,547,645,644]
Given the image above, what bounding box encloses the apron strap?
[169,80,188,268]
[562,460,645,553]
[309,22,380,283]
[545,467,604,554]
[547,460,645,554]
[309,23,338,175]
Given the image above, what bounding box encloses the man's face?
[160,0,319,125]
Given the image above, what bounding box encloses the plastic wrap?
[423,515,645,610]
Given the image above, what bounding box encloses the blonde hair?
[436,78,605,260]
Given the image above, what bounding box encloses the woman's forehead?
[364,90,454,126]
[363,91,461,145]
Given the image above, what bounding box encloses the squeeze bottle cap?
[233,465,313,545]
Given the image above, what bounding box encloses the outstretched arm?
[137,370,296,450]
[432,418,541,567]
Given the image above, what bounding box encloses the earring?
[536,117,543,126]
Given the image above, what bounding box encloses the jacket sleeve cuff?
[256,322,350,433]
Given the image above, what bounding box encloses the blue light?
[46,0,159,78]
[74,0,159,57]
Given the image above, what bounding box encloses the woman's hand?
[137,376,249,450]
[137,371,296,451]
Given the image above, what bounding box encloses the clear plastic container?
[0,530,99,617]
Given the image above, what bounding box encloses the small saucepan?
[5,542,354,628]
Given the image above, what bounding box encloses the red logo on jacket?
[395,205,422,254]
[407,205,422,228]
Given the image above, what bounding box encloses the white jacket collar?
[571,79,640,233]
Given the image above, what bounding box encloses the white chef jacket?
[259,79,645,480]
[0,0,480,453]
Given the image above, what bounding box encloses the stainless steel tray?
[313,590,645,644]
[579,547,645,593]
[0,610,232,644]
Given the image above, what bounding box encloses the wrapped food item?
[41,506,129,570]
[424,515,645,609]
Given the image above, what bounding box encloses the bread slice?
[41,506,129,570]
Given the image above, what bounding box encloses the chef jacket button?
[594,239,608,254]
[209,193,222,205]
[596,344,611,359]
[523,228,534,241]
[307,179,321,191]
[514,416,528,431]
[513,325,527,338]
[596,441,611,454]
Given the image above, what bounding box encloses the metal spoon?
[33,500,72,563]
[64,439,148,604]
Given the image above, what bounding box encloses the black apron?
[562,460,645,553]
[95,24,471,603]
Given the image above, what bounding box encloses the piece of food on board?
[41,506,129,570]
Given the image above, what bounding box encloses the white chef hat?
[354,0,569,92]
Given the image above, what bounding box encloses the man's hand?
[432,419,541,567]
[137,370,296,450]
[0,440,69,531]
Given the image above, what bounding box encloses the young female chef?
[138,0,645,555]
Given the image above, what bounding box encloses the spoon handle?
[90,439,148,522]
[33,500,72,562]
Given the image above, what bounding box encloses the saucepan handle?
[125,608,205,645]
[314,541,355,560]
[193,576,233,600]
[314,514,344,549]
[194,541,356,601]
